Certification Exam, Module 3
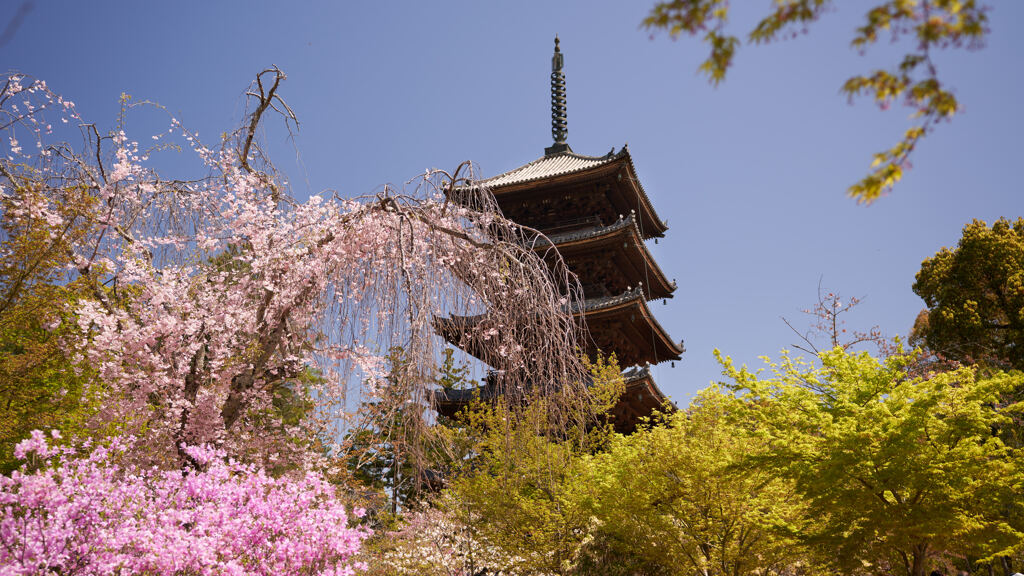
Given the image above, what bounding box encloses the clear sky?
[4,1,1022,404]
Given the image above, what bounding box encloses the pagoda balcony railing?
[540,215,605,235]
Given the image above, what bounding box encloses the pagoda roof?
[622,365,675,409]
[436,286,683,368]
[539,211,639,244]
[578,287,684,366]
[431,365,675,434]
[475,145,669,239]
[480,147,621,188]
[575,286,645,313]
[431,381,498,408]
[612,366,675,433]
[534,213,676,300]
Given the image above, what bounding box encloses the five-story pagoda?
[436,37,683,433]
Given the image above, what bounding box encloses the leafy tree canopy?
[721,347,1024,575]
[913,217,1024,371]
[427,355,625,576]
[0,152,111,472]
[573,389,809,576]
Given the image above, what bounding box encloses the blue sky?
[5,1,1022,403]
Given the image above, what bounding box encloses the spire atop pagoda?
[546,35,570,156]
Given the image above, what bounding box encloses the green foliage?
[642,0,988,203]
[0,175,109,472]
[439,356,624,575]
[913,217,1024,371]
[271,372,317,430]
[365,345,1024,575]
[435,347,473,390]
[347,348,420,513]
[573,388,811,576]
[444,402,587,575]
[0,283,104,473]
[721,347,1024,575]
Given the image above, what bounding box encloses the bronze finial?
[546,35,569,155]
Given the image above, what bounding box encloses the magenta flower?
[0,432,369,575]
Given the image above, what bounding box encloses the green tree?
[439,355,624,576]
[572,388,810,576]
[643,0,988,203]
[435,347,474,391]
[721,348,1023,575]
[912,217,1024,371]
[0,172,109,472]
[0,282,104,472]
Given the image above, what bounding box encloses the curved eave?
[431,382,498,419]
[433,367,676,435]
[535,214,676,300]
[622,366,676,411]
[617,145,670,237]
[579,288,684,364]
[535,211,638,244]
[611,367,675,433]
[434,315,572,369]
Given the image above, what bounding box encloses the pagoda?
[435,37,683,433]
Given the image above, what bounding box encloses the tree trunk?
[911,543,929,576]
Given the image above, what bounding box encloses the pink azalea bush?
[0,431,369,575]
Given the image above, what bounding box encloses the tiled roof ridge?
[618,364,675,409]
[439,285,672,320]
[622,365,651,382]
[435,286,643,323]
[575,285,645,312]
[435,286,683,362]
[535,211,638,245]
[621,365,677,410]
[473,146,626,189]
